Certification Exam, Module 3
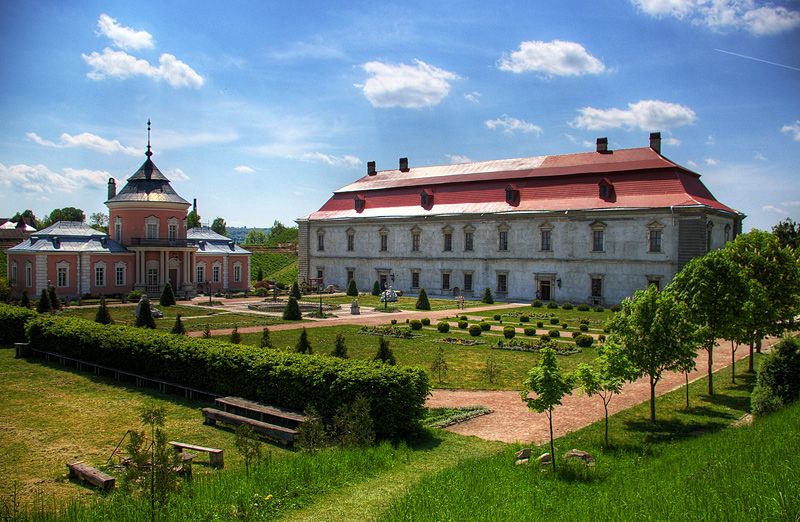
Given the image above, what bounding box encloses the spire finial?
[145,119,152,158]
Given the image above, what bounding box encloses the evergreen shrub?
[579,324,589,332]
[159,282,176,307]
[437,321,450,333]
[575,334,594,348]
[577,304,590,311]
[468,324,482,337]
[547,302,558,309]
[421,318,431,326]
[371,281,381,296]
[537,321,544,328]
[416,289,431,311]
[550,318,559,325]
[519,315,529,323]
[283,297,302,320]
[493,314,501,321]
[503,325,516,339]
[0,303,37,344]
[409,320,423,331]
[458,320,468,329]
[532,300,543,308]
[481,288,494,304]
[346,279,359,297]
[561,302,573,310]
[524,327,535,336]
[479,322,491,331]
[548,329,561,338]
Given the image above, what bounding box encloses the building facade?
[297,133,742,305]
[6,135,250,301]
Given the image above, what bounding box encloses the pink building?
[6,132,250,301]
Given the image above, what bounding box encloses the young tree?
[481,287,494,304]
[185,209,201,229]
[229,325,241,344]
[135,295,157,329]
[331,395,375,448]
[374,336,396,365]
[210,217,227,237]
[36,289,51,313]
[202,324,211,338]
[346,279,359,297]
[245,229,268,245]
[234,424,262,476]
[331,333,348,358]
[95,296,112,324]
[430,346,449,384]
[371,280,381,296]
[170,314,186,335]
[520,344,573,471]
[485,355,499,384]
[89,212,108,233]
[283,296,302,320]
[772,218,800,250]
[290,281,302,299]
[159,282,176,307]
[20,290,30,309]
[608,285,697,423]
[48,285,61,310]
[415,288,431,310]
[295,406,327,453]
[295,327,312,354]
[267,220,286,243]
[670,249,749,396]
[259,327,273,348]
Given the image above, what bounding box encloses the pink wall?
[109,206,188,245]
[6,253,36,296]
[87,253,135,295]
[195,254,249,292]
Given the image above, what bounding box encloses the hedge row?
[25,316,430,439]
[0,303,38,344]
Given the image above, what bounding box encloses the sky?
[0,0,798,231]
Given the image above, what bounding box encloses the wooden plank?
[215,396,306,424]
[67,462,115,491]
[169,441,222,454]
[201,407,296,446]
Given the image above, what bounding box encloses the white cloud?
[704,157,719,166]
[687,160,699,168]
[96,13,154,51]
[358,59,459,109]
[82,48,204,88]
[271,39,346,61]
[0,163,108,194]
[665,136,681,146]
[464,91,481,104]
[762,200,800,215]
[754,152,767,161]
[446,154,472,164]
[300,152,361,167]
[762,204,785,214]
[498,40,605,76]
[706,134,716,145]
[631,0,800,35]
[164,168,190,181]
[485,115,543,136]
[234,165,256,174]
[570,99,697,131]
[781,120,800,142]
[27,131,139,156]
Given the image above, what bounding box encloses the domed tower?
[106,121,196,296]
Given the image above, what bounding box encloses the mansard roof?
[7,221,127,253]
[188,227,251,254]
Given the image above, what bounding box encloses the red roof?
[308,147,739,220]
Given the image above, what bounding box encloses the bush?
[503,325,516,339]
[459,315,468,321]
[259,327,273,348]
[752,337,800,413]
[540,333,550,342]
[549,318,559,325]
[598,334,606,343]
[170,314,186,335]
[561,302,573,310]
[256,267,264,282]
[594,306,605,312]
[481,288,494,304]
[0,303,38,344]
[536,321,544,328]
[390,319,397,325]
[296,328,312,354]
[20,291,31,309]
[346,279,359,297]
[332,333,348,358]
[493,314,501,321]
[48,286,61,311]
[36,289,51,314]
[547,302,558,309]
[409,320,423,331]
[371,281,381,296]
[416,289,431,311]
[374,337,396,365]
[230,325,241,344]
[421,318,431,326]
[548,329,561,338]
[532,300,543,308]
[437,321,450,333]
[575,334,594,348]
[611,305,622,312]
[95,297,112,325]
[519,315,530,323]
[159,282,176,307]
[134,296,156,329]
[572,331,580,338]
[332,395,375,448]
[579,324,589,332]
[458,320,468,329]
[128,290,143,302]
[480,322,491,331]
[562,323,568,329]
[290,281,302,299]
[468,324,482,337]
[524,327,535,336]
[577,304,590,311]
[283,296,302,320]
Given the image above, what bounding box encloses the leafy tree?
[43,207,85,227]
[234,425,262,476]
[295,406,327,453]
[11,209,42,230]
[95,296,112,324]
[245,229,268,244]
[332,333,348,358]
[481,287,494,304]
[520,344,573,471]
[138,402,181,520]
[159,282,176,307]
[430,347,449,383]
[670,249,749,396]
[485,355,499,384]
[36,289,51,313]
[371,280,381,296]
[48,285,61,310]
[754,336,800,407]
[295,327,312,354]
[211,217,227,237]
[170,314,186,335]
[332,395,375,448]
[415,288,431,310]
[267,220,286,242]
[772,218,800,250]
[574,341,634,446]
[283,296,302,320]
[135,295,156,329]
[374,336,396,365]
[259,327,273,348]
[608,285,697,423]
[290,281,302,299]
[89,212,108,233]
[186,209,201,229]
[346,279,358,297]
[19,290,30,309]
[230,325,241,344]
[256,267,264,282]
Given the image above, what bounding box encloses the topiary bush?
[532,300,543,308]
[390,319,398,325]
[598,334,606,343]
[594,306,605,312]
[371,281,381,296]
[547,302,558,309]
[540,333,550,342]
[36,289,51,314]
[561,302,573,310]
[481,288,494,304]
[536,321,544,328]
[550,317,559,325]
[493,314,501,321]
[0,303,38,344]
[416,288,431,311]
[346,279,359,297]
[421,318,431,326]
[519,315,530,323]
[409,319,423,331]
[468,324,482,337]
[290,281,302,299]
[503,325,516,339]
[575,334,594,348]
[579,324,589,332]
[480,322,491,331]
[95,297,112,325]
[283,296,302,320]
[548,329,561,338]
[752,337,800,416]
[458,320,468,329]
[523,327,535,336]
[437,321,450,333]
[159,282,176,307]
[562,322,568,329]
[577,304,590,311]
[572,331,581,338]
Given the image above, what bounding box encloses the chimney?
[367,161,376,176]
[193,198,197,213]
[596,137,608,154]
[649,132,662,154]
[399,157,409,172]
[107,178,116,200]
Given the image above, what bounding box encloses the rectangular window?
[115,220,122,241]
[95,266,105,287]
[498,231,508,251]
[10,264,17,286]
[317,233,324,251]
[168,224,177,241]
[147,268,158,287]
[464,231,474,252]
[196,266,205,284]
[347,234,354,252]
[592,230,604,252]
[25,264,32,287]
[541,230,552,251]
[411,271,420,289]
[213,265,220,283]
[497,273,507,293]
[649,230,662,253]
[380,234,388,252]
[116,265,125,286]
[234,265,241,283]
[591,278,603,298]
[463,273,473,292]
[648,278,661,291]
[443,233,452,252]
[412,233,420,252]
[57,266,67,287]
[347,269,354,284]
[147,222,158,239]
[442,272,450,290]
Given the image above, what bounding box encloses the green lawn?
[299,293,496,312]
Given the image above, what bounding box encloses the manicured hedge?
[0,303,38,344]
[25,316,430,439]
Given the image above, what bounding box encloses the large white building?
[297,134,743,305]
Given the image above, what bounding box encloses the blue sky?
[1,0,798,231]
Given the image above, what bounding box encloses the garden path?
[428,337,779,444]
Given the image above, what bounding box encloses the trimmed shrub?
[416,289,431,311]
[127,290,143,302]
[575,334,594,348]
[547,302,558,309]
[519,315,530,323]
[536,321,544,328]
[48,286,61,311]
[540,333,550,342]
[25,315,429,439]
[549,318,559,325]
[390,319,398,325]
[562,323,568,329]
[256,267,263,282]
[409,319,423,331]
[594,306,605,312]
[572,331,581,338]
[230,325,241,344]
[170,315,186,335]
[523,327,535,336]
[481,288,494,304]
[459,315,468,321]
[479,322,491,331]
[295,327,312,354]
[159,282,176,307]
[577,304,590,311]
[0,303,37,344]
[458,320,468,329]
[493,314,502,321]
[290,281,302,299]
[134,297,156,329]
[598,334,606,343]
[36,289,52,314]
[20,291,31,309]
[421,318,431,326]
[371,281,381,296]
[283,297,302,320]
[579,324,589,332]
[332,333,348,358]
[753,337,800,413]
[503,325,516,339]
[374,337,396,365]
[548,329,561,338]
[437,321,450,333]
[532,300,543,308]
[259,327,273,348]
[346,279,359,297]
[561,302,573,310]
[468,324,482,337]
[95,297,112,325]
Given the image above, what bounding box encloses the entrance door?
[540,280,551,301]
[169,268,178,290]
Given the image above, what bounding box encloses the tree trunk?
[748,340,754,373]
[685,372,689,409]
[756,337,762,354]
[707,343,714,396]
[650,375,657,424]
[548,409,556,472]
[603,401,609,447]
[731,340,736,384]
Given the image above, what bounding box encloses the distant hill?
[227,226,270,243]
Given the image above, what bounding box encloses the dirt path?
[427,338,776,444]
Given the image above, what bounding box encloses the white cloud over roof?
[358,59,459,109]
[26,131,139,156]
[498,40,605,76]
[571,99,697,131]
[485,115,543,136]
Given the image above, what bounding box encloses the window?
[497,273,508,293]
[592,230,604,252]
[420,189,433,208]
[57,263,68,287]
[95,264,105,287]
[724,224,731,243]
[464,231,474,251]
[411,271,420,289]
[347,269,355,284]
[541,229,552,251]
[196,265,205,284]
[648,278,661,290]
[145,217,159,239]
[649,229,662,253]
[379,229,388,252]
[212,265,220,283]
[10,262,17,286]
[463,273,473,292]
[115,264,126,286]
[505,184,520,205]
[25,262,32,287]
[317,231,324,251]
[442,272,450,291]
[147,268,158,287]
[411,230,420,252]
[599,179,613,200]
[443,232,452,252]
[354,195,365,213]
[114,217,122,241]
[347,229,355,252]
[498,230,508,251]
[168,223,178,241]
[591,277,603,298]
[706,221,714,252]
[233,263,242,283]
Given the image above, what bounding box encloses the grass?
[299,293,493,312]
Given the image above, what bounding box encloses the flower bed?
[491,338,582,356]
[358,325,422,339]
[440,337,485,346]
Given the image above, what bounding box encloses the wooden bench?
[202,407,297,446]
[67,462,115,491]
[169,441,224,468]
[214,396,306,430]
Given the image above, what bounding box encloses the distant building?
[297,133,743,305]
[6,125,250,300]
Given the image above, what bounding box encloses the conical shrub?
[415,288,431,310]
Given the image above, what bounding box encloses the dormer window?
[598,178,614,200]
[505,184,520,206]
[420,189,434,209]
[354,194,366,213]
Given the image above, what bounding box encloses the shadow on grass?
[622,416,731,444]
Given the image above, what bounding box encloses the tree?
[346,279,358,297]
[608,285,697,423]
[259,327,273,348]
[374,336,396,365]
[48,285,61,310]
[331,395,375,448]
[481,287,494,304]
[20,290,30,309]
[415,288,431,310]
[95,296,112,324]
[485,355,499,384]
[43,207,85,226]
[371,281,381,296]
[772,218,800,250]
[283,296,302,320]
[234,425,262,476]
[267,220,286,243]
[89,212,108,233]
[256,267,264,282]
[431,347,449,384]
[159,282,176,306]
[135,295,156,329]
[670,249,749,396]
[520,344,573,471]
[295,406,327,453]
[295,327,312,354]
[230,325,241,344]
[751,337,800,416]
[36,289,51,313]
[11,209,42,230]
[332,333,348,358]
[574,341,634,446]
[186,209,201,229]
[290,281,302,300]
[137,402,181,520]
[171,314,186,335]
[245,229,268,245]
[211,217,227,237]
